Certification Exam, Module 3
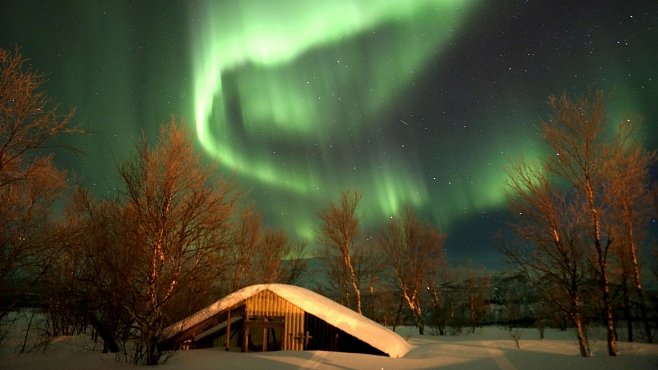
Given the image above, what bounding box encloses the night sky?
[2,0,657,268]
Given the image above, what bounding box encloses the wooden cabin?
[162,284,410,358]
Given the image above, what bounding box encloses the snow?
[166,283,411,358]
[3,320,657,370]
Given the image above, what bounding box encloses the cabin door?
[243,316,284,352]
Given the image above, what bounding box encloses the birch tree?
[542,92,618,355]
[605,123,655,343]
[318,191,364,314]
[379,209,445,335]
[505,91,656,355]
[227,204,301,291]
[503,161,592,356]
[114,119,235,364]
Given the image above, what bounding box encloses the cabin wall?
[245,290,305,351]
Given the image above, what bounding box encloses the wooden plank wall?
[246,290,305,351]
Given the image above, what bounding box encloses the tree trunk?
[401,289,425,335]
[393,297,404,331]
[623,204,653,343]
[429,285,446,335]
[628,236,653,343]
[470,301,475,334]
[414,306,425,335]
[636,286,653,343]
[408,297,425,335]
[596,240,617,356]
[621,274,633,342]
[573,312,590,357]
[87,314,119,353]
[344,253,362,314]
[146,337,159,365]
[586,179,617,356]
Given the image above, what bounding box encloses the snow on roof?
[166,284,411,358]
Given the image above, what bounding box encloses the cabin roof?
[166,284,411,358]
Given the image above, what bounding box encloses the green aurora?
[189,0,540,241]
[1,0,656,265]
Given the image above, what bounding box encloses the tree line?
[1,48,656,364]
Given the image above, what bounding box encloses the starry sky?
[2,0,657,268]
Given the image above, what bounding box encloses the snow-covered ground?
[1,314,657,370]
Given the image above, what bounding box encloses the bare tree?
[426,262,455,336]
[0,159,67,329]
[81,119,236,364]
[505,91,655,355]
[226,204,303,292]
[0,48,77,341]
[542,92,620,355]
[379,208,445,335]
[54,189,131,354]
[463,260,491,333]
[0,48,77,185]
[317,191,364,314]
[42,198,90,339]
[604,124,655,343]
[543,92,617,356]
[502,161,592,356]
[227,205,262,292]
[256,230,289,283]
[357,236,385,320]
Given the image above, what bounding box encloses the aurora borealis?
[190,0,486,241]
[2,0,657,266]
